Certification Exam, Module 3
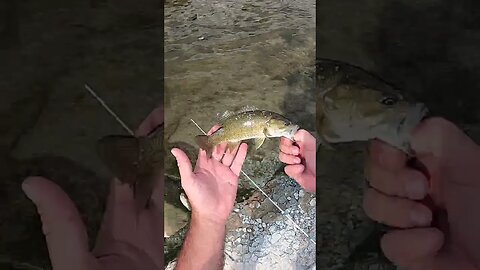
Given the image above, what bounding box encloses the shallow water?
[164,0,315,144]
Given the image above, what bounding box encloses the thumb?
[285,164,305,178]
[411,117,473,159]
[285,165,316,192]
[171,148,193,182]
[22,177,95,270]
[285,164,306,186]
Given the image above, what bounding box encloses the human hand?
[22,106,164,270]
[363,117,480,270]
[171,125,248,225]
[279,129,316,192]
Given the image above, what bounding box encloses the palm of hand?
[186,159,239,221]
[172,125,248,224]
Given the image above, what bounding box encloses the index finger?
[280,137,294,147]
[230,143,248,176]
[368,139,407,171]
[136,106,164,136]
[207,124,222,135]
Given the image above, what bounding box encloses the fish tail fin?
[195,135,213,156]
[96,135,160,214]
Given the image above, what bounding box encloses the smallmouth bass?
[196,108,299,156]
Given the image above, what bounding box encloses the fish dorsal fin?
[216,110,236,122]
[97,135,163,210]
[318,73,342,99]
[216,105,259,122]
[236,105,258,113]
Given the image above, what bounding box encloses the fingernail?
[410,207,430,226]
[406,179,427,199]
[292,147,299,155]
[295,157,301,163]
[21,178,36,202]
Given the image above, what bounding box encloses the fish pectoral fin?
[254,137,266,150]
[227,141,241,152]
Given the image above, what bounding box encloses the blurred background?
[0,0,162,269]
[317,0,480,269]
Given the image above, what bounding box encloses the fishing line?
[84,84,135,136]
[84,84,315,246]
[190,118,316,245]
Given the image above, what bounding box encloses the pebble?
[309,198,316,206]
[271,232,281,243]
[299,190,305,197]
[287,196,291,200]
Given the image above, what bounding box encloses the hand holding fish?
[363,117,480,270]
[172,125,248,270]
[279,129,316,192]
[20,107,164,270]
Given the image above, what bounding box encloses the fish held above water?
[195,108,300,156]
[316,58,429,155]
[96,123,164,212]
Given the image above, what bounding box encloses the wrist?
[191,211,227,231]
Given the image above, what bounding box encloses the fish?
[316,58,429,156]
[195,107,300,157]
[96,123,164,212]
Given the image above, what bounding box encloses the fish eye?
[380,96,398,106]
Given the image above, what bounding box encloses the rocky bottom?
[166,175,316,270]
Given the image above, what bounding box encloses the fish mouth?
[286,124,300,140]
[395,102,429,153]
[403,103,429,129]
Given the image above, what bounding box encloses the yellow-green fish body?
[196,109,299,156]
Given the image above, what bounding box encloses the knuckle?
[362,189,379,219]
